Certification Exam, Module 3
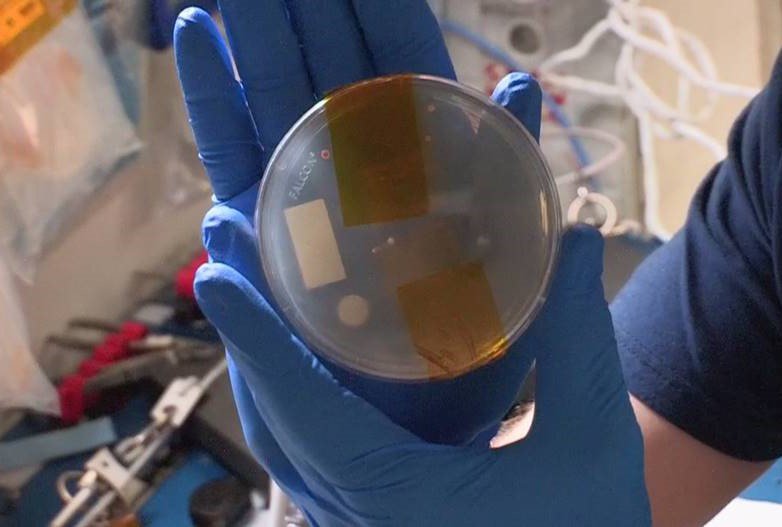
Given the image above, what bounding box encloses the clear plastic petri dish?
[257,75,560,381]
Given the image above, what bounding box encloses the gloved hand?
[174,2,650,525]
[175,0,540,448]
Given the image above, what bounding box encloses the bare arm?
[631,396,773,527]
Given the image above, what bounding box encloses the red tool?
[484,62,510,95]
[57,322,149,425]
[175,251,208,302]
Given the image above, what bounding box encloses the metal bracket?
[85,448,147,504]
[151,376,204,427]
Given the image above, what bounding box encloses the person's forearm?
[631,396,773,527]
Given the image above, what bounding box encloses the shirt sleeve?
[611,53,782,462]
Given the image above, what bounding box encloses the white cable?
[543,126,628,185]
[540,72,624,99]
[539,19,612,72]
[637,109,671,239]
[619,13,721,122]
[669,121,727,160]
[537,0,759,240]
[198,358,228,392]
[675,29,720,121]
[614,40,672,239]
[606,8,759,99]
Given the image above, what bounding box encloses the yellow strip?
[396,261,506,378]
[325,76,430,227]
[0,0,76,75]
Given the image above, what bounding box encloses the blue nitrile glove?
[174,2,650,525]
[175,0,540,448]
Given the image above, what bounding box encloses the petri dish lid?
[257,75,560,381]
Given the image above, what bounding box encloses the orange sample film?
[397,261,506,378]
[325,76,430,227]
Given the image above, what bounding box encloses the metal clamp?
[51,360,228,527]
[151,376,204,427]
[84,449,147,504]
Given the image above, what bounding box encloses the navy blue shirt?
[612,54,782,462]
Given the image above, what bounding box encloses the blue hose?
[440,19,592,169]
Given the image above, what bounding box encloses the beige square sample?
[284,199,347,290]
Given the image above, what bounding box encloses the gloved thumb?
[524,226,630,436]
[492,72,542,141]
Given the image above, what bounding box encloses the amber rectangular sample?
[397,261,506,378]
[0,0,77,74]
[325,76,429,226]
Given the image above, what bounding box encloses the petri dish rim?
[256,74,562,382]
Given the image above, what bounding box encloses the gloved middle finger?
[285,0,376,97]
[218,0,316,155]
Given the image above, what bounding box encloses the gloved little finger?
[226,356,309,495]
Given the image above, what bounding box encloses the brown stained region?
[325,76,430,227]
[0,0,77,74]
[397,261,506,378]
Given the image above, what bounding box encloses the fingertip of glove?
[556,225,605,291]
[194,263,258,332]
[493,72,542,140]
[193,263,226,306]
[201,206,226,254]
[174,8,228,67]
[202,202,255,248]
[174,8,210,48]
[173,7,230,86]
[493,72,542,105]
[563,223,604,249]
[202,203,244,236]
[175,7,212,36]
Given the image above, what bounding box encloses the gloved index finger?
[195,262,421,482]
[218,0,316,156]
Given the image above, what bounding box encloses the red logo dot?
[321,150,331,160]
